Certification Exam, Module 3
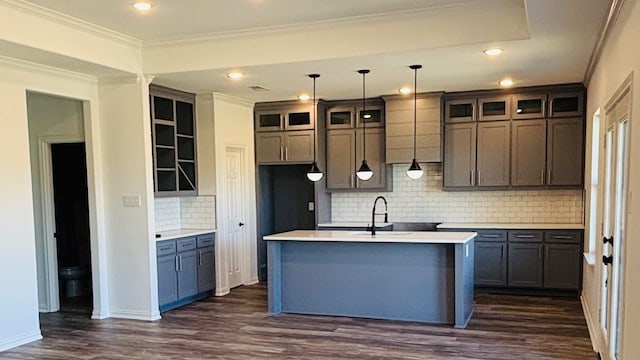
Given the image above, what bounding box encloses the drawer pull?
[516,235,536,239]
[159,246,172,251]
[553,236,573,240]
[483,234,500,238]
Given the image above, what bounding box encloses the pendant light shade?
[306,74,323,182]
[406,64,424,180]
[356,69,373,181]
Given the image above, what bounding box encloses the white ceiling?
[17,0,612,101]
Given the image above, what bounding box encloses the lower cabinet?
[508,243,543,287]
[157,233,215,312]
[474,242,507,286]
[544,243,582,290]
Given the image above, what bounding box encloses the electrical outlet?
[308,202,315,211]
[123,195,141,207]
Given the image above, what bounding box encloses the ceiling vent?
[249,85,270,92]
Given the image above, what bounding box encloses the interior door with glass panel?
[599,91,630,360]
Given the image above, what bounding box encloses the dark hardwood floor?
[2,284,596,359]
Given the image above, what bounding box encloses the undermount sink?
[346,231,412,236]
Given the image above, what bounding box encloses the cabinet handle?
[540,248,543,261]
[501,246,504,260]
[175,255,179,272]
[199,252,202,266]
[470,170,474,186]
[351,174,354,188]
[483,234,499,238]
[516,235,535,239]
[477,170,480,185]
[159,246,172,251]
[547,168,552,184]
[284,146,288,161]
[280,146,284,161]
[540,169,545,185]
[179,254,183,271]
[553,235,573,240]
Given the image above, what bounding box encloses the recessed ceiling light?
[227,72,243,80]
[483,48,503,56]
[133,2,151,11]
[499,79,514,87]
[298,94,310,101]
[399,87,412,95]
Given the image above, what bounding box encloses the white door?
[224,147,248,288]
[599,91,630,360]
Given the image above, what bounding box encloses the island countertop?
[263,230,476,244]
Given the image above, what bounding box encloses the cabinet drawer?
[176,237,196,251]
[508,230,543,242]
[197,234,215,248]
[545,230,582,244]
[475,230,507,242]
[157,241,177,256]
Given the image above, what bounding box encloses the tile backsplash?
[331,164,584,224]
[154,196,216,231]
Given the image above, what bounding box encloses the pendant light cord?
[361,71,366,161]
[313,75,317,162]
[413,67,417,159]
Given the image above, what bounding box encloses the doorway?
[51,143,92,313]
[599,84,631,360]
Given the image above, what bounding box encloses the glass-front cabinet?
[150,85,197,196]
[445,98,476,123]
[513,93,547,119]
[255,104,313,132]
[478,96,511,121]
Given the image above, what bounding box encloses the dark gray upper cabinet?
[326,129,356,189]
[383,93,442,163]
[478,96,511,121]
[549,91,584,118]
[476,122,510,186]
[511,119,547,186]
[445,98,476,123]
[443,123,477,187]
[355,128,386,190]
[547,117,584,186]
[150,85,197,196]
[254,101,319,165]
[513,93,547,119]
[508,243,543,288]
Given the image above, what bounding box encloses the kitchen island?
[264,230,476,328]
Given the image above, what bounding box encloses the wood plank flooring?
[2,284,596,359]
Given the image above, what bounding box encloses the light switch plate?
[123,195,141,207]
[308,202,315,211]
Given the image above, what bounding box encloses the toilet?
[59,266,88,297]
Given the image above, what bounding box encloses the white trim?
[584,252,597,266]
[0,0,142,46]
[109,309,161,321]
[0,330,42,352]
[582,294,600,352]
[0,55,98,83]
[91,309,110,320]
[212,92,255,108]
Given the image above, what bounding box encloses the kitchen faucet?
[369,196,388,235]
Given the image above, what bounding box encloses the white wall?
[26,92,85,311]
[583,0,640,357]
[206,93,258,295]
[98,76,159,320]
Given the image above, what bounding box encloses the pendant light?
[406,64,424,180]
[306,73,323,182]
[356,69,373,181]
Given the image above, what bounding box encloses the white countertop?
[317,222,393,228]
[155,228,216,241]
[437,223,584,230]
[264,230,476,244]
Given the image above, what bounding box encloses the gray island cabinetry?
[264,230,476,328]
[156,232,216,312]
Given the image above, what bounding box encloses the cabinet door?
[157,255,178,306]
[284,130,314,163]
[327,130,356,189]
[444,123,476,187]
[285,108,313,131]
[327,106,355,129]
[543,244,582,290]
[255,132,284,164]
[547,117,584,186]
[475,242,507,286]
[508,243,543,287]
[477,122,510,186]
[356,128,386,190]
[511,120,546,186]
[197,246,216,292]
[513,93,546,119]
[478,96,511,121]
[177,250,198,299]
[549,91,584,118]
[445,98,476,123]
[357,103,385,128]
[255,110,284,132]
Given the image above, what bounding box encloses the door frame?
[597,76,632,360]
[216,144,258,295]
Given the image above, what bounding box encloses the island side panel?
[454,239,475,328]
[279,241,455,324]
[267,241,282,314]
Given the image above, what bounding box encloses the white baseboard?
[0,330,43,352]
[109,309,161,321]
[91,309,109,320]
[581,294,599,352]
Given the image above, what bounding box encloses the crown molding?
[0,55,97,83]
[144,2,472,47]
[212,92,255,108]
[583,0,624,85]
[0,0,142,48]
